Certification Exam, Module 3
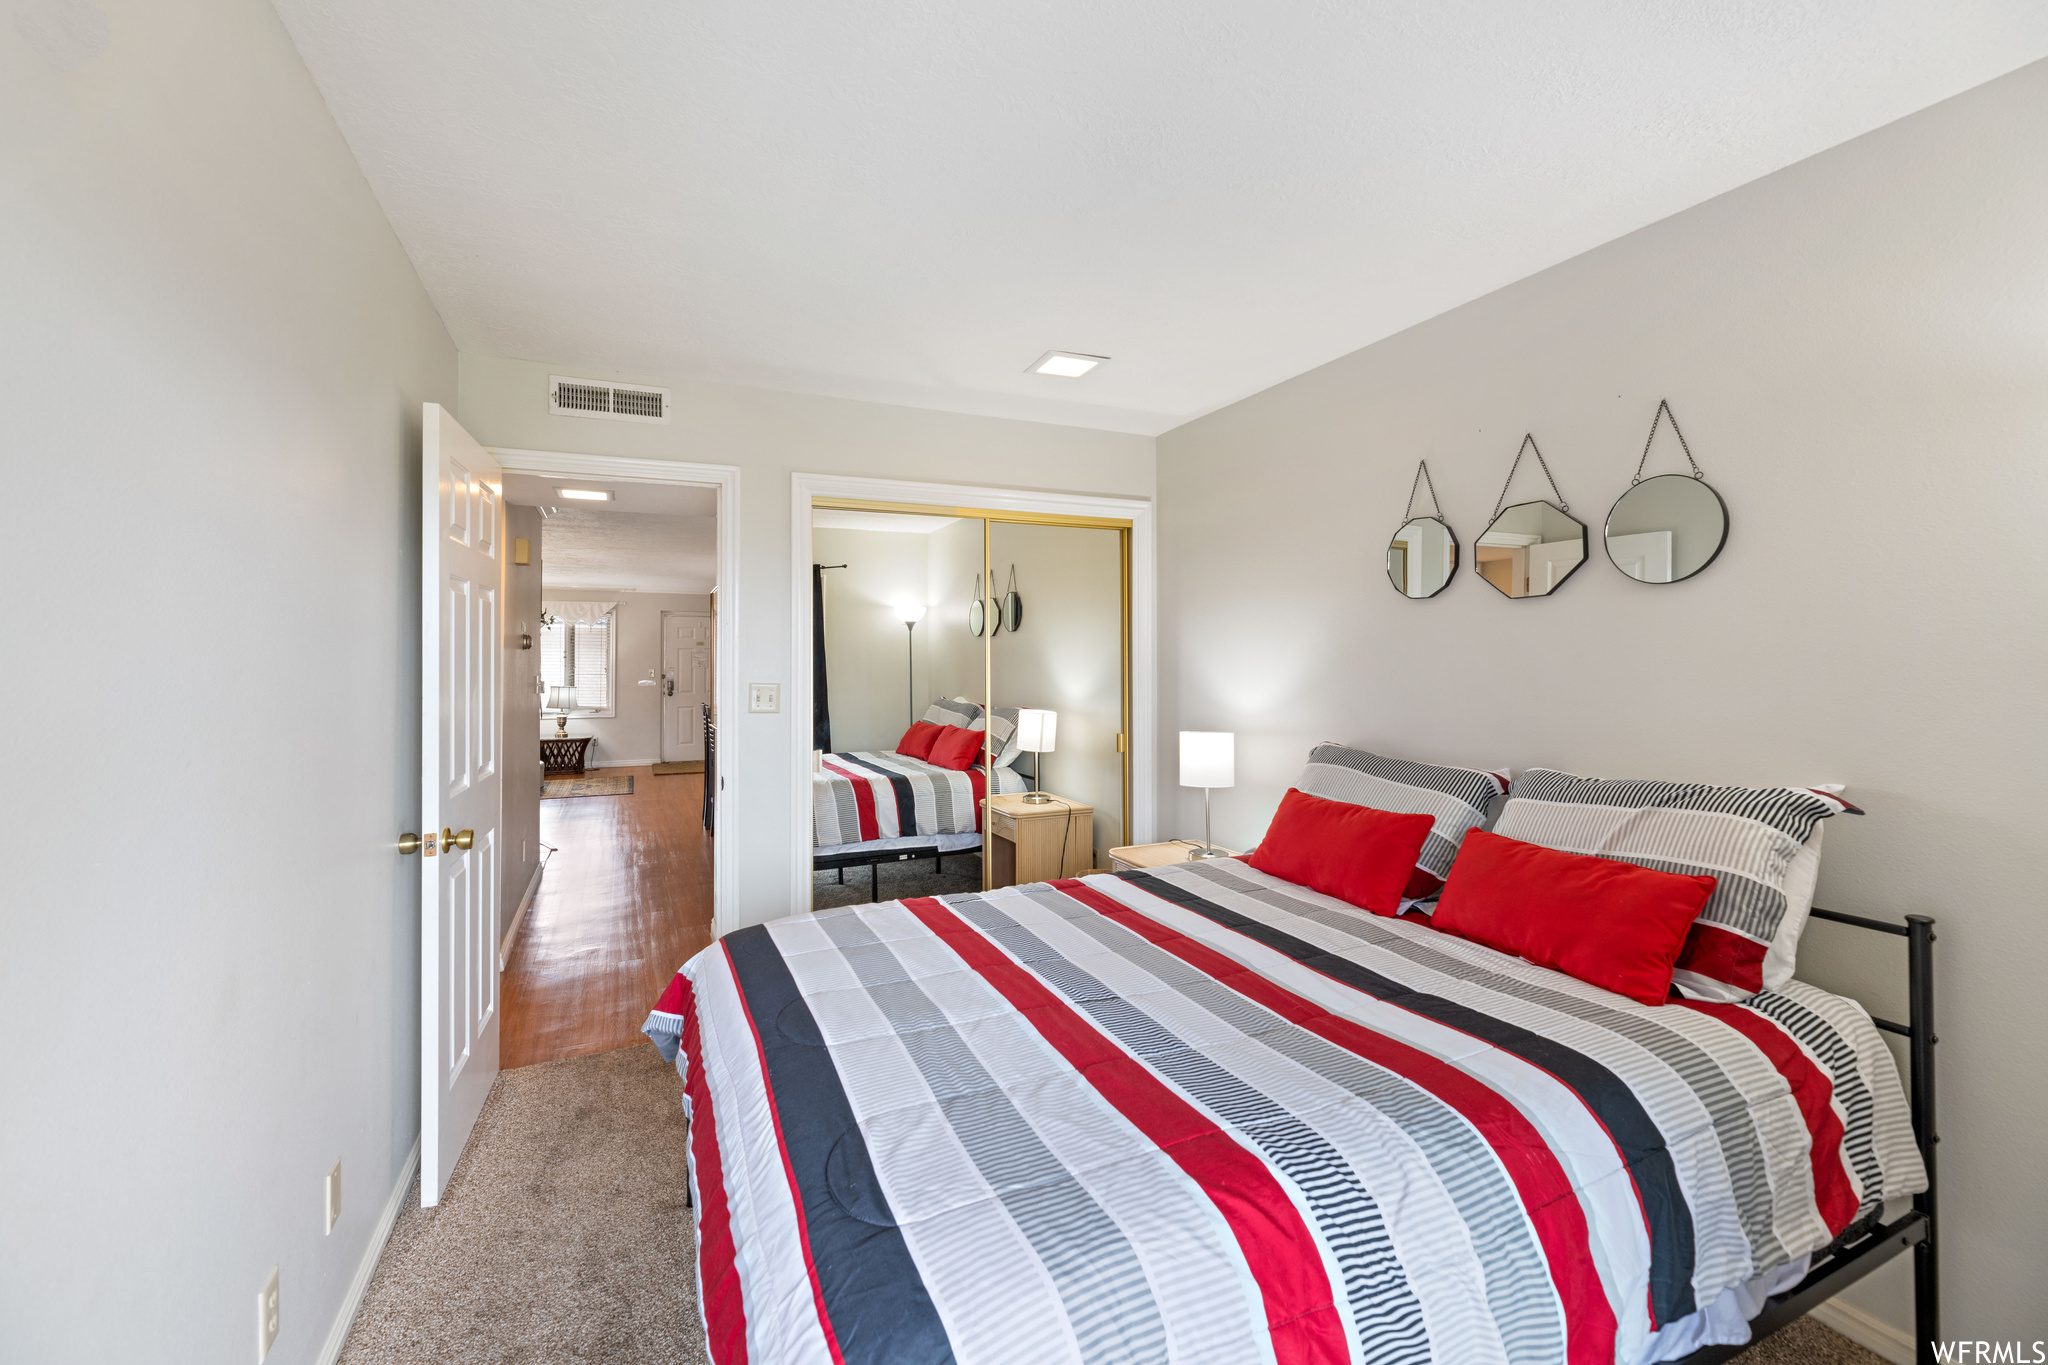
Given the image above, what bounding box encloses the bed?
[645,856,1934,1365]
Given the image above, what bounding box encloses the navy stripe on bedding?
[838,753,921,835]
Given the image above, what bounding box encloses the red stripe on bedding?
[1680,998,1858,1233]
[899,896,1352,1365]
[723,943,849,1365]
[822,758,881,841]
[968,766,986,832]
[673,970,750,1365]
[1053,878,1617,1365]
[1675,921,1768,994]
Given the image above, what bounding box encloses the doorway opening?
[496,462,726,1071]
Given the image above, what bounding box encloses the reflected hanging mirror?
[1476,434,1588,599]
[1001,565,1024,631]
[1606,400,1728,584]
[1386,460,1458,599]
[968,573,985,636]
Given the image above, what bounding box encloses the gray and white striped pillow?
[1492,769,1859,1001]
[917,698,1021,767]
[1294,744,1509,899]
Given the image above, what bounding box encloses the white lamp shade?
[547,685,578,711]
[1180,731,1234,788]
[1016,708,1057,753]
[895,601,927,623]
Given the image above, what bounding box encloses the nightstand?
[984,793,1093,888]
[1109,841,1239,872]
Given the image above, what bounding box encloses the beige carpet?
[338,1044,705,1365]
[336,1043,1885,1365]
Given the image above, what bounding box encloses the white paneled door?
[420,404,503,1206]
[661,612,711,763]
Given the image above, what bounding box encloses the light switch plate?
[257,1266,279,1361]
[748,682,780,713]
[324,1160,341,1235]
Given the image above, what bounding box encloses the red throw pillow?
[896,721,943,761]
[926,725,985,771]
[1246,788,1435,916]
[1433,830,1717,1006]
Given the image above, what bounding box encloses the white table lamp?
[1179,731,1235,858]
[1017,709,1057,804]
[547,685,578,737]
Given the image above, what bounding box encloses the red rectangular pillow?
[1246,788,1436,915]
[1432,829,1717,1006]
[896,721,943,761]
[926,724,985,771]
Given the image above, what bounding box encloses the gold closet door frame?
[810,496,1135,891]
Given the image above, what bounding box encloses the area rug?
[651,761,704,775]
[337,1044,705,1365]
[813,851,983,910]
[542,774,635,800]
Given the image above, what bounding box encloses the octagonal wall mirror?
[1387,517,1458,598]
[1606,474,1727,583]
[1477,500,1587,598]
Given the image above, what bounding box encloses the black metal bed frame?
[1674,909,1938,1365]
[812,841,952,903]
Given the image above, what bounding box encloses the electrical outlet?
[324,1160,341,1234]
[748,682,780,713]
[257,1266,279,1361]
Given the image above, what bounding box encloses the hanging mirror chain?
[1491,433,1568,521]
[1403,460,1444,522]
[1633,399,1703,484]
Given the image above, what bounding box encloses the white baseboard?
[1811,1297,1915,1365]
[317,1135,419,1365]
[500,859,546,970]
[586,757,656,768]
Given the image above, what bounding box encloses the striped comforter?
[813,750,1029,845]
[644,858,1925,1365]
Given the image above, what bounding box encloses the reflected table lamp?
[548,685,579,737]
[1017,709,1057,804]
[1180,731,1234,858]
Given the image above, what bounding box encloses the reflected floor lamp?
[1017,709,1057,804]
[896,602,925,725]
[1180,731,1234,858]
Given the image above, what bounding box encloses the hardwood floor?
[500,765,714,1069]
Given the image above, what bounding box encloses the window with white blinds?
[538,613,615,714]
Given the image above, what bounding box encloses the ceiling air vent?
[549,375,671,424]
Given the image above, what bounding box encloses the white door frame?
[789,472,1156,913]
[493,447,741,936]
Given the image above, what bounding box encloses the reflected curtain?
[812,564,831,752]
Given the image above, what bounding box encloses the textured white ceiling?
[529,507,716,594]
[502,472,716,518]
[275,1,2048,435]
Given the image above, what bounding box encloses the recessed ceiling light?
[1029,351,1107,378]
[557,488,614,501]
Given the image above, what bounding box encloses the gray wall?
[1155,62,2048,1344]
[814,525,937,753]
[457,353,1154,929]
[541,590,714,764]
[504,504,545,932]
[0,2,457,1360]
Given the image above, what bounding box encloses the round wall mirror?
[1475,500,1588,598]
[1001,589,1023,631]
[1605,474,1728,584]
[1386,516,1458,598]
[968,588,985,637]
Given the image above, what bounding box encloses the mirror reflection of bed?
[808,504,1129,908]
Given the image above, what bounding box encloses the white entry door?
[661,612,711,762]
[420,403,503,1206]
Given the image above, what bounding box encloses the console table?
[540,735,594,776]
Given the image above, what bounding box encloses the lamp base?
[1186,845,1229,860]
[1020,792,1054,804]
[555,717,569,737]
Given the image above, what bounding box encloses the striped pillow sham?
[916,698,1022,767]
[1293,744,1509,900]
[1491,768,1859,1002]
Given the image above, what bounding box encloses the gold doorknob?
[443,827,475,851]
[398,833,421,855]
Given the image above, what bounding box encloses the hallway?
[501,765,714,1069]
